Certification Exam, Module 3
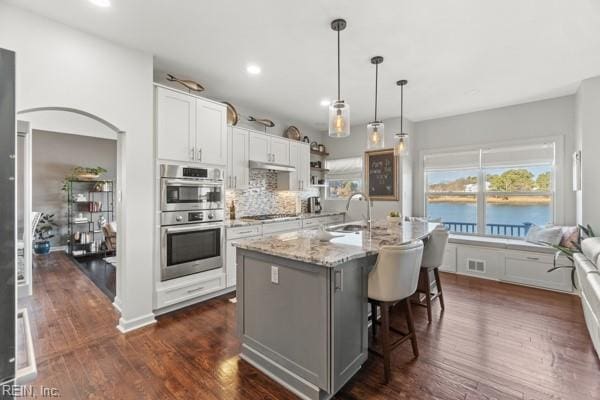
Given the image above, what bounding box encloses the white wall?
[320,116,415,220]
[0,3,156,331]
[575,76,600,230]
[412,95,576,225]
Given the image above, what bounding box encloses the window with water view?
[424,143,555,238]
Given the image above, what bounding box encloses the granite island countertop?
[225,211,346,228]
[233,220,439,267]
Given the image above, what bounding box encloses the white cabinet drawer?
[263,220,302,235]
[227,225,262,239]
[156,274,225,308]
[503,252,572,292]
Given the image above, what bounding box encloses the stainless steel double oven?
[160,164,225,281]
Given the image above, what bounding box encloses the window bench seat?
[440,234,572,293]
[449,234,557,254]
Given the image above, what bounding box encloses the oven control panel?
[161,210,224,226]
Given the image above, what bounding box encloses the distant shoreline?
[428,195,551,205]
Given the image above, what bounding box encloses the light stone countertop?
[225,211,346,228]
[233,221,439,267]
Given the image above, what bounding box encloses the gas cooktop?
[241,213,300,221]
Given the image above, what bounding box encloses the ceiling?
[6,0,600,128]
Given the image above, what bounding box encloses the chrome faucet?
[346,192,373,229]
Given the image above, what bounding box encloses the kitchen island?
[234,221,438,400]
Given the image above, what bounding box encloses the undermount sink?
[326,222,369,233]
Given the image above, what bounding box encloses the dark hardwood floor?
[74,255,116,301]
[20,252,600,399]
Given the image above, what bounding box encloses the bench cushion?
[504,239,557,254]
[448,234,506,249]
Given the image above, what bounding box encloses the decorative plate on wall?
[284,126,301,141]
[223,102,239,126]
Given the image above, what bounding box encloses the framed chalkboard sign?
[365,148,398,201]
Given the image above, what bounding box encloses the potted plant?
[33,213,56,255]
[62,166,108,191]
[545,224,595,289]
[387,211,402,225]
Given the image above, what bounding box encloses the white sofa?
[574,238,600,356]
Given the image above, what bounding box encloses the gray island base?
[234,222,438,399]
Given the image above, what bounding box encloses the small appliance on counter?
[307,196,322,214]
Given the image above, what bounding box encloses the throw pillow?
[525,225,562,246]
[559,226,579,249]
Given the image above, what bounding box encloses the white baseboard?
[112,296,123,313]
[117,313,156,333]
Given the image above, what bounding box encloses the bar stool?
[414,228,449,323]
[368,241,424,383]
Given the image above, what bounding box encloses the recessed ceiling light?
[246,64,261,75]
[89,0,111,7]
[320,99,331,107]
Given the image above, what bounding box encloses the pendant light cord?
[374,63,379,121]
[337,29,341,101]
[400,83,404,132]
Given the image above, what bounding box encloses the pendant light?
[394,80,409,156]
[328,19,350,138]
[367,56,384,149]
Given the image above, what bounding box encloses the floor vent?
[468,259,485,272]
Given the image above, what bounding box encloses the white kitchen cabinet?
[196,100,227,165]
[270,136,290,165]
[156,86,195,162]
[227,127,249,190]
[226,225,263,288]
[282,141,310,191]
[249,132,270,162]
[248,131,291,165]
[155,85,226,165]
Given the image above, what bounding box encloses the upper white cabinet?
[155,86,227,165]
[270,136,290,165]
[248,132,270,162]
[287,141,310,190]
[156,87,195,162]
[248,131,290,165]
[227,127,249,190]
[196,101,227,165]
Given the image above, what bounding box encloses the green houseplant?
[33,213,56,255]
[545,224,596,289]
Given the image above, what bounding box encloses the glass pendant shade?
[394,133,409,156]
[328,100,350,137]
[366,121,384,149]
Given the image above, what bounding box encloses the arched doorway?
[17,106,126,315]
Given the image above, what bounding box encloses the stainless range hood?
[249,160,296,172]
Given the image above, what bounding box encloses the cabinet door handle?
[234,176,237,188]
[228,176,232,189]
[526,256,540,261]
[187,286,205,294]
[334,270,343,291]
[198,149,202,162]
[190,148,195,160]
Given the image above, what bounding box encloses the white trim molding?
[117,313,156,333]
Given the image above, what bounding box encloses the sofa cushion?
[582,238,600,266]
[525,225,562,246]
[583,273,600,316]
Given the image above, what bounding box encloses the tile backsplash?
[225,169,319,217]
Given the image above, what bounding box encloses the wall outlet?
[271,266,279,284]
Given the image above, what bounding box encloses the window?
[424,142,555,237]
[325,157,363,199]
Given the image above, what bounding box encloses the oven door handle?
[165,224,223,234]
[162,179,223,187]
